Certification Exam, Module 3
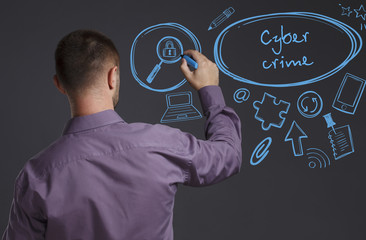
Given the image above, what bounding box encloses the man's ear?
[53,75,66,95]
[107,66,118,90]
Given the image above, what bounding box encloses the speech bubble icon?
[214,12,363,87]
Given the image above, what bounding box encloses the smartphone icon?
[332,73,366,115]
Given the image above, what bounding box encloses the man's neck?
[69,95,114,118]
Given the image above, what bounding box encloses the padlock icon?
[163,40,177,58]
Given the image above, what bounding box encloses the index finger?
[183,49,207,63]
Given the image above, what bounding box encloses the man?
[2,30,242,240]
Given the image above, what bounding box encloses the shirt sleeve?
[2,177,46,240]
[180,85,242,186]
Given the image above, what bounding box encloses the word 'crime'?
[260,25,314,70]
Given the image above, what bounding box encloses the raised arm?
[179,50,242,186]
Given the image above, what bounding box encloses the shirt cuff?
[198,85,226,115]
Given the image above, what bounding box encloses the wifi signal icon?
[305,148,331,168]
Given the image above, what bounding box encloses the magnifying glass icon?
[146,36,183,84]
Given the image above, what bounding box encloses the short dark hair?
[55,30,119,93]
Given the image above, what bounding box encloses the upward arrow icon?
[285,121,308,156]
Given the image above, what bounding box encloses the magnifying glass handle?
[147,63,161,84]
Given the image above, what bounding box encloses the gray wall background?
[1,0,365,239]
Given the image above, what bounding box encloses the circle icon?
[297,91,323,118]
[309,162,316,168]
[130,23,201,92]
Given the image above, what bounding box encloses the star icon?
[341,6,353,17]
[354,4,366,21]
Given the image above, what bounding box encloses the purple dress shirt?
[2,86,242,240]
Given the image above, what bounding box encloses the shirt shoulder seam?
[35,144,185,180]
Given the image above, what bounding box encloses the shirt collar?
[62,109,125,135]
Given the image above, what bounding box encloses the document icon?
[328,125,354,160]
[160,91,202,123]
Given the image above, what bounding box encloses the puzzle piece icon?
[253,92,291,131]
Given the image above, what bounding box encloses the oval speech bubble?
[214,12,363,87]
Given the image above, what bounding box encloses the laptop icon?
[160,91,202,123]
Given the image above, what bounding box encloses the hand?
[179,50,219,91]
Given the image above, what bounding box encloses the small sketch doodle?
[146,36,183,84]
[339,4,366,20]
[253,92,290,131]
[354,5,366,21]
[160,91,202,123]
[339,4,366,31]
[163,41,177,58]
[340,5,353,17]
[323,113,337,133]
[332,73,366,115]
[323,113,354,160]
[208,7,235,31]
[306,148,331,169]
[284,121,308,157]
[233,88,250,103]
[297,91,323,118]
[250,137,272,166]
[328,125,354,160]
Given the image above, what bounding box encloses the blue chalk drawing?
[208,7,235,31]
[130,23,201,92]
[162,40,178,58]
[160,91,202,123]
[339,3,366,23]
[297,91,323,118]
[306,148,331,168]
[332,73,366,115]
[250,137,272,166]
[323,113,337,133]
[328,125,354,160]
[354,5,366,21]
[339,4,353,17]
[284,121,308,157]
[260,24,311,56]
[233,88,250,103]
[362,23,366,31]
[323,113,355,160]
[253,92,290,131]
[213,12,363,87]
[146,36,183,84]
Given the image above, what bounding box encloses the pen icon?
[208,7,235,31]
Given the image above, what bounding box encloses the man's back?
[3,86,242,240]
